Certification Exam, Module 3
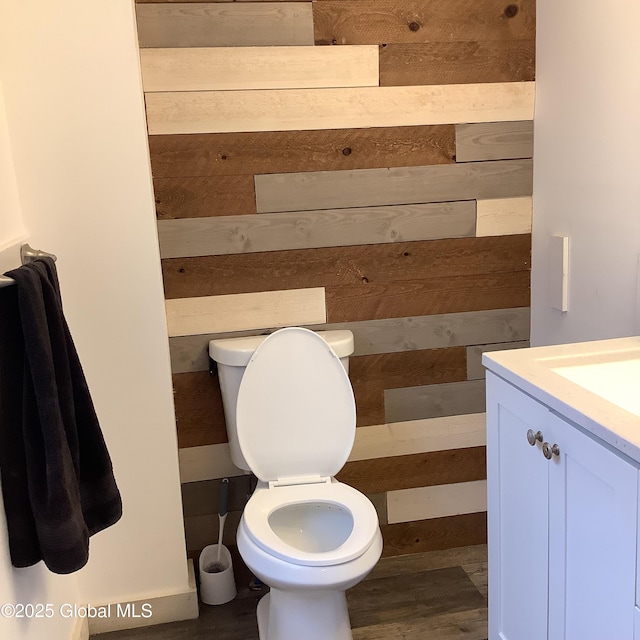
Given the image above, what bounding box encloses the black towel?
[0,257,122,574]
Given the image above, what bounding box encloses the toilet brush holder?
[199,544,237,605]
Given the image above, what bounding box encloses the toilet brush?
[207,478,229,573]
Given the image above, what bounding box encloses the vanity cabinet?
[486,372,638,640]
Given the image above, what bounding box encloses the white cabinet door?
[487,373,552,640]
[488,372,639,640]
[546,413,638,640]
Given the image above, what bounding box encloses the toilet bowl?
[209,327,383,640]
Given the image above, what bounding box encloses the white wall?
[531,0,640,345]
[0,68,83,640]
[0,75,26,253]
[0,0,190,631]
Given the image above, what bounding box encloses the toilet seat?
[236,327,356,484]
[242,482,379,567]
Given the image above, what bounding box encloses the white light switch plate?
[548,234,569,312]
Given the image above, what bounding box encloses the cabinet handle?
[542,442,560,459]
[526,429,543,446]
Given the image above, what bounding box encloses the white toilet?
[209,327,383,640]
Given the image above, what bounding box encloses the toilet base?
[256,587,352,640]
[257,593,269,639]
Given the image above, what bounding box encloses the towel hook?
[0,244,58,289]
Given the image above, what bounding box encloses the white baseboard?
[88,559,198,635]
[71,615,89,640]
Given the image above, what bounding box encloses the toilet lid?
[236,327,356,483]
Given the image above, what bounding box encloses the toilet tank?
[209,330,355,472]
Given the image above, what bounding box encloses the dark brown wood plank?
[337,447,486,494]
[325,272,530,322]
[380,41,535,86]
[148,126,456,178]
[154,176,256,219]
[313,0,535,45]
[137,0,302,2]
[350,347,467,426]
[162,235,531,298]
[181,476,251,517]
[173,371,228,448]
[381,512,487,557]
[326,271,530,322]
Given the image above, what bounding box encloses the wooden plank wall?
[135,0,535,561]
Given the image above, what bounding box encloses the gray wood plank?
[169,307,530,374]
[456,120,534,162]
[462,562,489,600]
[136,3,314,48]
[157,201,476,259]
[348,566,485,628]
[255,159,532,213]
[384,380,486,423]
[466,340,529,380]
[367,493,388,527]
[352,607,488,640]
[368,544,487,581]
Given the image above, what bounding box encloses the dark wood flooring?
[94,545,488,640]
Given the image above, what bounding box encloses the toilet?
[209,327,383,640]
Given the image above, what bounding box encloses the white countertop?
[483,337,640,464]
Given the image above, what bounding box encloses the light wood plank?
[476,196,533,237]
[157,201,476,258]
[178,443,245,483]
[456,121,534,162]
[145,82,535,135]
[254,159,533,213]
[466,341,529,380]
[165,287,326,337]
[148,125,456,178]
[313,0,535,45]
[168,307,531,373]
[136,3,314,48]
[387,480,487,524]
[140,46,378,91]
[384,379,486,423]
[349,414,486,462]
[380,41,535,86]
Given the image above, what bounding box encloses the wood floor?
[95,545,488,640]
